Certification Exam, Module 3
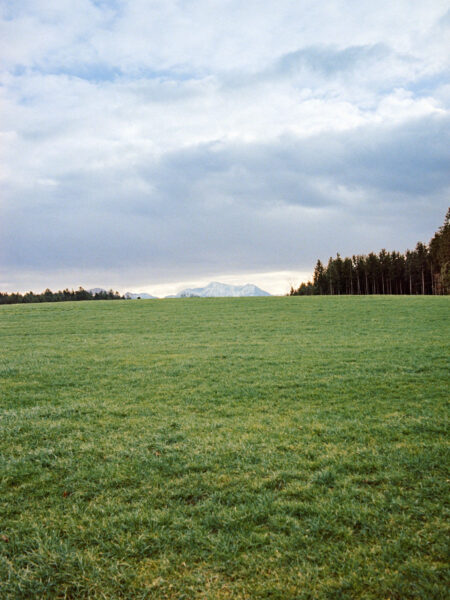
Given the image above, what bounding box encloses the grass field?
[0,296,449,599]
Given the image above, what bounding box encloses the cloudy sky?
[1,0,449,296]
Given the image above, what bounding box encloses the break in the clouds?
[1,1,449,294]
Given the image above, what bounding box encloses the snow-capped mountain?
[167,282,271,298]
[124,292,157,299]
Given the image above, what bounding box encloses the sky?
[1,0,449,296]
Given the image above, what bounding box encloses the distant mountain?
[89,287,127,297]
[124,292,157,299]
[167,281,271,298]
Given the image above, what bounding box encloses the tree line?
[0,287,123,305]
[291,208,450,296]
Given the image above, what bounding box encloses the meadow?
[0,296,448,599]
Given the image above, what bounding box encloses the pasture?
[0,296,448,599]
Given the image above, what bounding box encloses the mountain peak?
[124,292,157,299]
[168,281,271,298]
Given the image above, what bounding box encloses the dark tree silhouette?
[290,209,449,296]
[0,288,124,305]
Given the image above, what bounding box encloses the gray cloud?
[2,114,448,286]
[275,44,393,76]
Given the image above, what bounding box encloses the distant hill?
[166,281,271,298]
[124,292,157,299]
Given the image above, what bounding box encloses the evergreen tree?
[289,208,449,296]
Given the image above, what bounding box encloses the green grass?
[0,296,449,599]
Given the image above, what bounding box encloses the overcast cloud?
[1,0,449,295]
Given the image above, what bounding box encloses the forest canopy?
[0,288,123,305]
[290,209,450,296]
